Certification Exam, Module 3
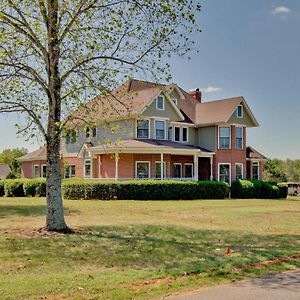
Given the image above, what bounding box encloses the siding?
[198,126,216,151]
[227,104,256,127]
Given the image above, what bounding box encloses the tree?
[263,159,287,182]
[0,148,28,178]
[0,1,200,231]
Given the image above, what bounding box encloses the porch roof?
[88,139,214,156]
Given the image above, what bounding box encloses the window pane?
[34,166,39,178]
[219,164,230,184]
[220,127,230,137]
[156,120,165,139]
[252,162,259,179]
[182,128,188,142]
[84,159,91,177]
[136,162,149,178]
[93,127,97,137]
[219,127,230,149]
[168,127,173,140]
[235,164,243,180]
[237,105,243,117]
[174,164,181,178]
[137,120,149,138]
[157,96,164,109]
[42,166,47,178]
[155,162,165,178]
[185,164,193,178]
[86,127,90,138]
[175,127,180,141]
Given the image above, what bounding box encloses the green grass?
[0,196,300,299]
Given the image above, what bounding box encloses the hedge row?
[0,179,46,197]
[62,180,228,200]
[231,179,288,199]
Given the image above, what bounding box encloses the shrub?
[23,178,46,197]
[0,180,6,197]
[4,179,27,197]
[62,180,228,200]
[231,180,255,199]
[277,183,288,198]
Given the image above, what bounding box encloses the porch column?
[115,153,119,181]
[210,156,213,181]
[194,154,198,181]
[160,152,164,180]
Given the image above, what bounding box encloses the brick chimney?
[189,88,202,102]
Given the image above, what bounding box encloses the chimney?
[189,88,202,102]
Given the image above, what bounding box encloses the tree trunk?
[46,0,69,232]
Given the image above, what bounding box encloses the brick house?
[19,79,266,184]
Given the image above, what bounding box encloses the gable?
[141,92,184,121]
[227,102,258,127]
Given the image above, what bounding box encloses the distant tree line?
[264,159,300,182]
[0,148,28,178]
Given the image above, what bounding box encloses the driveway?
[165,270,300,300]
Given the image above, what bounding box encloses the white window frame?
[173,163,182,178]
[252,161,260,180]
[84,159,91,178]
[135,161,151,179]
[64,164,76,179]
[174,126,181,142]
[218,126,231,149]
[237,105,243,118]
[184,163,194,178]
[155,119,166,140]
[41,164,47,178]
[235,163,243,181]
[235,126,243,150]
[156,95,165,110]
[218,163,231,185]
[33,165,40,178]
[136,119,150,139]
[182,127,189,143]
[155,161,166,178]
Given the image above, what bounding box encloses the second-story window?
[137,120,149,139]
[155,120,165,140]
[236,127,243,149]
[174,127,180,142]
[219,127,230,149]
[182,127,188,142]
[156,95,165,110]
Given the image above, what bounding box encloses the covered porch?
[85,139,214,181]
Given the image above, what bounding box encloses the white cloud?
[271,6,291,15]
[200,86,223,93]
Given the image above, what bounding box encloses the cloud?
[200,86,223,93]
[271,6,291,15]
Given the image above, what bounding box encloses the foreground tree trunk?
[46,0,68,231]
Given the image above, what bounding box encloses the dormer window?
[237,105,243,118]
[156,95,165,110]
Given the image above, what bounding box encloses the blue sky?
[0,0,299,159]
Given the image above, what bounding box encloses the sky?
[0,0,299,159]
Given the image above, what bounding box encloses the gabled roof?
[18,146,47,162]
[246,146,267,160]
[0,164,11,180]
[194,97,259,127]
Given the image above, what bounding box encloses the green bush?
[4,179,27,197]
[231,179,286,199]
[0,180,6,197]
[62,180,228,200]
[23,178,46,197]
[277,183,288,198]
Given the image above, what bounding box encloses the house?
[18,79,266,184]
[0,163,11,180]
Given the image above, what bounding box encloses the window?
[92,127,97,137]
[41,165,47,178]
[155,162,166,178]
[66,130,76,144]
[156,95,164,110]
[235,127,243,149]
[219,164,231,184]
[219,127,230,149]
[64,165,76,179]
[185,163,193,178]
[235,163,243,180]
[237,105,243,118]
[136,162,150,179]
[155,120,165,140]
[182,127,188,142]
[174,163,182,178]
[137,120,149,139]
[252,161,259,180]
[84,159,91,178]
[86,127,90,138]
[86,127,97,138]
[34,165,39,178]
[174,127,180,142]
[168,126,173,141]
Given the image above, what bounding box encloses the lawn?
[0,197,300,300]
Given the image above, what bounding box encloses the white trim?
[218,125,231,149]
[218,163,231,185]
[154,119,167,140]
[33,164,40,178]
[184,163,194,178]
[236,104,243,118]
[235,163,244,181]
[252,161,260,180]
[135,161,151,179]
[173,163,182,178]
[170,122,195,127]
[41,164,47,178]
[155,161,166,178]
[235,126,243,150]
[156,95,165,110]
[136,119,150,139]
